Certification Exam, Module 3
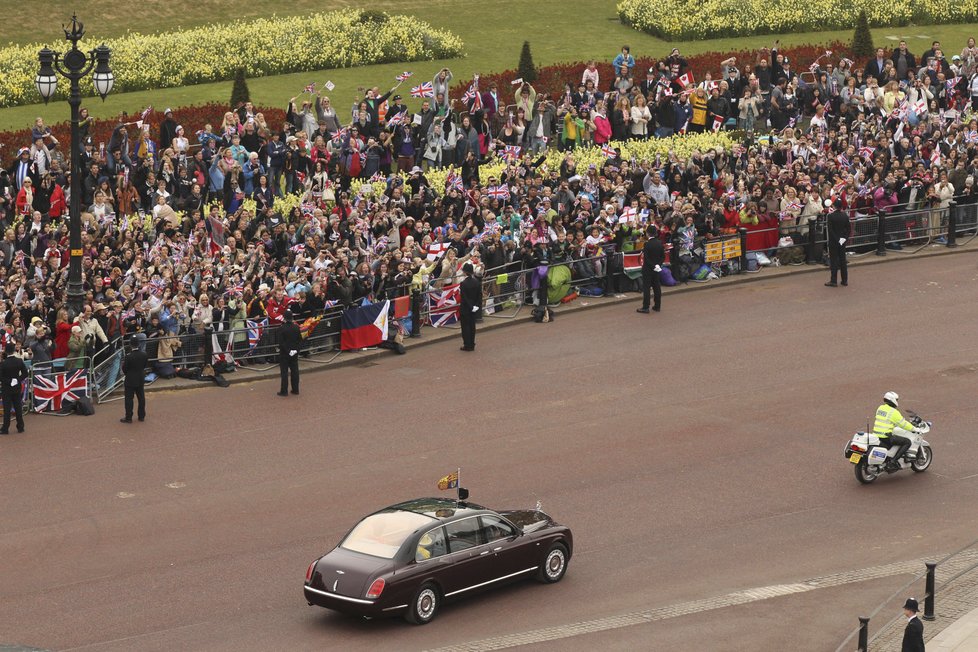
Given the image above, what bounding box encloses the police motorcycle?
[844,408,933,484]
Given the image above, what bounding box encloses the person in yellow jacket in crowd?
[689,87,709,132]
[873,391,922,471]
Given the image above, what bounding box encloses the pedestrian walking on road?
[901,597,925,652]
[459,263,481,351]
[0,343,27,434]
[825,199,850,287]
[277,310,302,396]
[637,225,664,314]
[121,342,148,423]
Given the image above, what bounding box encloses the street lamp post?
[35,14,113,318]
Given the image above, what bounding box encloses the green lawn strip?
[1,0,975,132]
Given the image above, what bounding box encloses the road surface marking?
[428,551,978,652]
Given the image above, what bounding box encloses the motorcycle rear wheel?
[911,446,933,472]
[855,461,879,484]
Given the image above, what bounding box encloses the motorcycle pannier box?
[868,447,888,465]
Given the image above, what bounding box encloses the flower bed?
[455,42,857,101]
[618,0,978,41]
[0,9,464,109]
[0,103,286,154]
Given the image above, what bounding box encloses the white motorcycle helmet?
[883,391,899,407]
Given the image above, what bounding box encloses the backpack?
[745,252,760,272]
[779,245,805,265]
[691,264,712,281]
[73,396,96,416]
[659,267,677,286]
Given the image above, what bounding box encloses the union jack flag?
[396,71,414,82]
[211,331,235,367]
[837,154,850,167]
[946,76,961,91]
[445,171,463,192]
[428,284,460,327]
[858,146,876,159]
[303,83,316,93]
[486,184,510,200]
[245,318,267,356]
[600,144,617,158]
[32,370,88,413]
[387,109,409,127]
[411,82,434,98]
[966,130,978,144]
[503,145,522,160]
[140,105,153,122]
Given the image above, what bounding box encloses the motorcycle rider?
[873,391,921,471]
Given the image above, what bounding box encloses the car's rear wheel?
[536,543,568,583]
[405,582,440,625]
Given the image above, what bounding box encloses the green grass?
[2,0,976,132]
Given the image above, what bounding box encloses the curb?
[133,239,978,396]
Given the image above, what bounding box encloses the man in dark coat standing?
[825,199,850,287]
[277,309,302,396]
[901,597,925,652]
[0,343,27,434]
[121,342,148,423]
[459,263,482,352]
[637,225,665,313]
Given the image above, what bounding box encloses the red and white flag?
[303,83,316,93]
[712,115,723,132]
[600,144,617,158]
[411,82,434,98]
[676,72,694,89]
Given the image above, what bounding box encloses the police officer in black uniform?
[825,199,850,287]
[459,263,482,351]
[0,343,27,434]
[637,225,665,313]
[121,342,149,423]
[277,310,302,396]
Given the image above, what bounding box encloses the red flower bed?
[454,41,860,99]
[0,103,285,157]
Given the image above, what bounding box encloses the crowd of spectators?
[2,38,978,379]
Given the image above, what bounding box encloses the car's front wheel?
[536,543,569,583]
[405,582,440,625]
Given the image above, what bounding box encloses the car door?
[478,514,536,580]
[441,516,492,597]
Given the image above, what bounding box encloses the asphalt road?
[3,253,978,652]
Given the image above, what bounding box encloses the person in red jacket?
[48,180,67,219]
[15,178,34,217]
[53,308,72,360]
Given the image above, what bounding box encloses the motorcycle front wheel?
[855,461,879,484]
[911,446,933,472]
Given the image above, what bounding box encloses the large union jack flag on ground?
[428,284,460,327]
[32,369,88,413]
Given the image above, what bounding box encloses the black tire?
[855,461,878,484]
[404,582,439,625]
[536,542,569,583]
[911,446,933,472]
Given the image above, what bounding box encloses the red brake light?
[305,561,316,582]
[850,444,866,453]
[366,578,385,599]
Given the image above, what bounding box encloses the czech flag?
[340,300,390,350]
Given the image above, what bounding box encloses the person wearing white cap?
[171,125,188,154]
[159,108,178,155]
[7,146,37,191]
